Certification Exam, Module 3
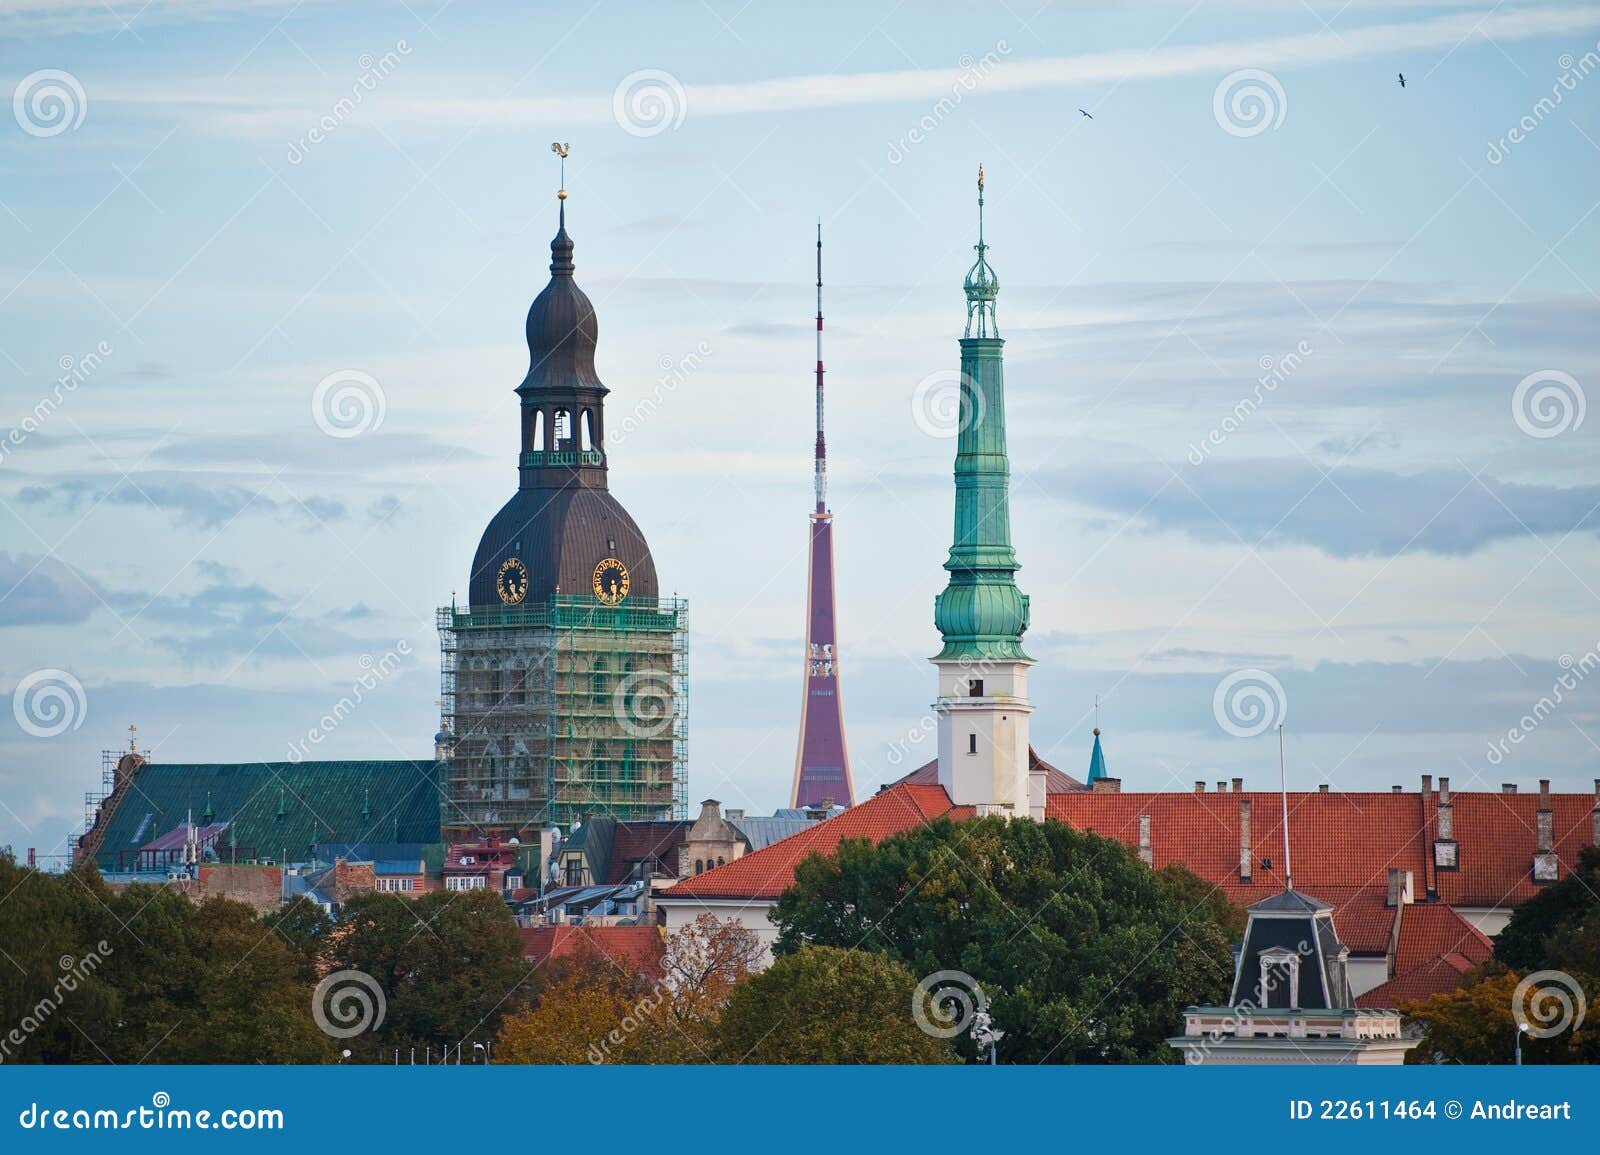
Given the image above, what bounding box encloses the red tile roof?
[1048,790,1431,902]
[518,924,664,977]
[1433,793,1594,906]
[661,783,955,901]
[1321,885,1397,955]
[1356,955,1477,1008]
[1394,902,1493,974]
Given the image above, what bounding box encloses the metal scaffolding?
[437,595,687,837]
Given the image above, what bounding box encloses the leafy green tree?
[1496,845,1600,972]
[771,816,1235,1063]
[1403,965,1598,1065]
[324,887,530,1057]
[714,946,958,1063]
[266,895,332,982]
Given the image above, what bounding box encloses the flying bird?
[1078,108,1093,119]
[1398,72,1406,88]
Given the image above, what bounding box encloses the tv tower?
[790,222,855,809]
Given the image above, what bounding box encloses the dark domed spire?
[519,190,601,393]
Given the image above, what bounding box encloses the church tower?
[933,167,1034,816]
[437,156,688,838]
[790,224,855,809]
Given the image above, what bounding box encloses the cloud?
[1040,460,1600,557]
[97,7,1600,132]
[17,475,349,530]
[0,552,105,626]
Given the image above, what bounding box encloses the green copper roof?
[92,760,443,870]
[935,168,1030,663]
[1087,729,1107,784]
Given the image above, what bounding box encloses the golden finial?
[977,163,984,191]
[552,142,570,199]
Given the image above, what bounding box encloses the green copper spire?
[1087,728,1107,784]
[934,166,1030,663]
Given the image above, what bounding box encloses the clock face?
[592,557,630,606]
[496,557,530,605]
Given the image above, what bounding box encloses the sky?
[2,0,1599,863]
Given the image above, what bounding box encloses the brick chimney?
[1534,779,1557,883]
[1194,780,1206,793]
[1231,777,1243,793]
[1318,784,1329,793]
[1092,778,1121,793]
[1437,776,1453,840]
[1028,762,1047,822]
[1138,814,1152,866]
[1239,797,1252,882]
[1385,867,1414,907]
[1502,783,1517,794]
[1216,780,1227,793]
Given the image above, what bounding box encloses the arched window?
[554,408,572,449]
[529,409,544,453]
[580,409,595,452]
[716,856,725,867]
[694,859,704,875]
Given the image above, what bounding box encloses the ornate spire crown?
[963,164,999,338]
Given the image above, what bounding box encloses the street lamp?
[1515,1021,1528,1066]
[970,1009,1004,1066]
[472,1041,489,1065]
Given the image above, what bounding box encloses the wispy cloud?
[108,6,1600,134]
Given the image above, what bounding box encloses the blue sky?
[3,0,1599,862]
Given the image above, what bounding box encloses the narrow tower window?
[530,410,544,452]
[554,408,572,449]
[580,409,595,451]
[969,679,984,697]
[967,733,977,755]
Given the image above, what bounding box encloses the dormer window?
[1258,947,1299,1010]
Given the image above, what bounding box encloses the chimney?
[1239,798,1252,882]
[1138,814,1152,866]
[1194,781,1206,793]
[1385,867,1414,907]
[1318,784,1329,793]
[1216,780,1228,793]
[1503,783,1517,794]
[1537,780,1553,853]
[1028,762,1047,822]
[1231,777,1243,793]
[1092,778,1122,793]
[725,808,745,821]
[1391,786,1402,793]
[1421,773,1432,795]
[1437,776,1453,841]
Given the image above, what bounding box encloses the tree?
[494,915,763,1064]
[324,887,530,1058]
[1495,845,1600,972]
[714,946,959,1064]
[266,895,331,983]
[629,913,763,1062]
[771,816,1236,1063]
[496,949,656,1064]
[1402,966,1598,1065]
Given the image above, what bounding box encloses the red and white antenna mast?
[814,220,827,515]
